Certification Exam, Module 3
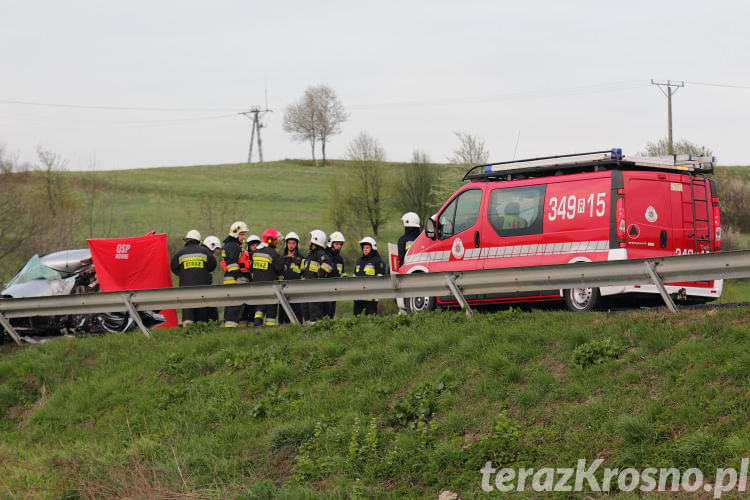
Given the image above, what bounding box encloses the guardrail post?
[643,261,679,314]
[120,294,152,337]
[444,275,473,317]
[272,284,299,325]
[0,312,23,346]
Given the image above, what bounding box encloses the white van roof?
[464,149,716,181]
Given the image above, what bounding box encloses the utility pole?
[650,79,684,154]
[240,106,272,163]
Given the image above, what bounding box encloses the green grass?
[1,306,749,498]
[1,159,466,282]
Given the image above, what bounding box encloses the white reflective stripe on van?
[404,240,610,265]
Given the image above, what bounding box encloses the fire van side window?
[438,189,482,240]
[488,185,546,237]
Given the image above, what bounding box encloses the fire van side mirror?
[425,218,436,240]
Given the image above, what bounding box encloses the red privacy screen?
[87,233,178,329]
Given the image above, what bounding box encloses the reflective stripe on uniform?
[321,262,333,273]
[226,263,240,271]
[222,321,238,328]
[364,264,376,276]
[308,260,320,272]
[252,254,272,270]
[179,253,208,263]
[264,318,277,326]
[223,277,237,284]
[254,311,265,319]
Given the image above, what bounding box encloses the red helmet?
[262,228,282,244]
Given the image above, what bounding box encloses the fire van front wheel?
[564,287,600,312]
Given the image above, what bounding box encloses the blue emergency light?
[610,148,623,160]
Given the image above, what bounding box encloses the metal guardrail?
[2,251,750,344]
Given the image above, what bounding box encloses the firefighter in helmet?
[302,229,333,324]
[238,234,261,326]
[251,228,285,326]
[280,231,304,323]
[353,236,386,316]
[221,221,249,328]
[397,212,421,268]
[323,231,346,319]
[170,229,217,326]
[202,235,222,321]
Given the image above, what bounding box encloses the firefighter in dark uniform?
[251,228,285,327]
[221,221,249,328]
[302,230,333,324]
[397,212,421,268]
[323,231,346,319]
[201,235,222,321]
[239,234,261,327]
[279,232,304,324]
[353,236,386,316]
[170,229,217,326]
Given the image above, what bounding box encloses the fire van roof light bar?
[463,148,715,181]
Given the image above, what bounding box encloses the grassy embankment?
[1,306,749,498]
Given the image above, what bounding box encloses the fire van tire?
[405,295,436,314]
[564,287,600,312]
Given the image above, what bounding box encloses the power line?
[683,81,750,90]
[347,80,647,110]
[0,99,238,113]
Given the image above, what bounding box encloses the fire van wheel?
[564,287,600,312]
[405,295,436,313]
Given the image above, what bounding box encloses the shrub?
[572,338,625,367]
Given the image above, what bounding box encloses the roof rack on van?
[462,148,716,181]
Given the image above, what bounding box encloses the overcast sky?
[1,0,749,170]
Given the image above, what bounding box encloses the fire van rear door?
[624,176,674,259]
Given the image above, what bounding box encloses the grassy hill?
[1,306,749,498]
[0,159,466,282]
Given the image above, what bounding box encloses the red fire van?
[395,149,722,312]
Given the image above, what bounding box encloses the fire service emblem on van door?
[452,238,465,260]
[645,206,658,223]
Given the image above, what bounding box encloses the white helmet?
[285,231,300,242]
[184,229,201,242]
[329,231,345,245]
[247,234,262,245]
[402,212,420,228]
[229,221,249,238]
[310,229,327,247]
[359,236,377,251]
[203,235,221,251]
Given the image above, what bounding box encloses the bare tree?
[282,84,348,165]
[283,91,318,162]
[36,146,69,217]
[346,132,386,236]
[393,150,442,222]
[313,85,348,165]
[448,131,490,167]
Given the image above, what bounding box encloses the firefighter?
[302,229,333,324]
[279,232,304,324]
[502,202,527,229]
[170,229,217,326]
[397,212,421,268]
[353,236,386,316]
[251,228,285,327]
[323,231,346,319]
[239,234,261,326]
[221,221,249,328]
[202,235,222,321]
